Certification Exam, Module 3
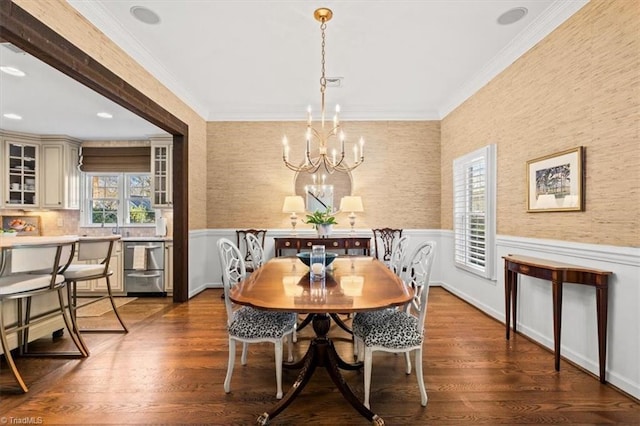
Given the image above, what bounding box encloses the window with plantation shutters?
[453,145,496,279]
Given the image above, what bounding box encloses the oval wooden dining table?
[230,255,413,425]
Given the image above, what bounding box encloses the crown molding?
[439,0,590,119]
[69,1,589,123]
[68,0,210,120]
[205,108,442,122]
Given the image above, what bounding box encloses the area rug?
[76,297,137,317]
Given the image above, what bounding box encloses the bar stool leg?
[67,281,90,356]
[0,299,29,392]
[104,275,128,333]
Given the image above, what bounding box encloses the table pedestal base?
[256,314,383,425]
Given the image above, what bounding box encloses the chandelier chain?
[320,21,327,113]
[281,8,365,175]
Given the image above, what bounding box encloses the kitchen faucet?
[112,215,120,235]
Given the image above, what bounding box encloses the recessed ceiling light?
[497,7,528,25]
[0,66,26,77]
[130,6,161,25]
[97,112,113,119]
[3,113,22,120]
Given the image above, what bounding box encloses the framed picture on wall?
[526,146,584,212]
[1,215,42,236]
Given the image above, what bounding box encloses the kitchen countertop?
[120,236,173,242]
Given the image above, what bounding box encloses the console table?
[503,254,612,383]
[274,236,370,257]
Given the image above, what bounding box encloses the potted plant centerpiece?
[304,207,338,237]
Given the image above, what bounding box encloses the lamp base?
[348,212,357,236]
[290,213,299,236]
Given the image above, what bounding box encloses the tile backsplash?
[0,209,173,238]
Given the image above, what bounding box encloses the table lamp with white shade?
[340,196,364,235]
[282,196,306,235]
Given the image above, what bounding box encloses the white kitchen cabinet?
[165,241,173,293]
[40,139,80,209]
[74,241,124,294]
[4,140,39,207]
[1,131,80,210]
[150,136,173,208]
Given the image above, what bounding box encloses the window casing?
[82,173,156,226]
[453,145,496,279]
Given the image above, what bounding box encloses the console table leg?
[505,268,512,340]
[596,286,608,383]
[511,272,518,335]
[552,280,563,371]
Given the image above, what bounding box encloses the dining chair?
[217,238,296,399]
[0,240,87,393]
[235,229,267,273]
[352,234,413,358]
[352,241,436,409]
[372,228,403,266]
[63,235,128,355]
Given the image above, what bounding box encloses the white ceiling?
[0,0,588,139]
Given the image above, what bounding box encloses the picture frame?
[526,146,584,212]
[1,215,42,236]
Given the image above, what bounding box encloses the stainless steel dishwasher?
[123,240,166,296]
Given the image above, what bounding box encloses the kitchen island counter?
[0,234,79,248]
[1,235,80,350]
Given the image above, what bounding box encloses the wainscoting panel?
[439,231,639,400]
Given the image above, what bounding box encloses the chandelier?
[282,7,364,174]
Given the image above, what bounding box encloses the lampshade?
[282,196,305,213]
[340,196,364,212]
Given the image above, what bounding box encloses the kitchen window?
[453,144,496,279]
[83,173,156,226]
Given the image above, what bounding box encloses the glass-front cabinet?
[6,141,38,207]
[150,137,172,208]
[2,132,80,210]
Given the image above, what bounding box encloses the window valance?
[79,147,150,172]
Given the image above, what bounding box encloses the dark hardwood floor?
[1,287,638,424]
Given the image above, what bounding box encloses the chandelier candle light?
[282,7,364,174]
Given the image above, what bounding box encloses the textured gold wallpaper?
[441,0,639,247]
[206,121,441,230]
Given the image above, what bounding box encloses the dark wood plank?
[1,288,638,424]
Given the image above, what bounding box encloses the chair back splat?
[218,238,247,322]
[245,233,266,270]
[235,229,266,272]
[372,228,403,264]
[389,235,411,277]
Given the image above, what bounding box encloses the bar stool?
[63,235,128,355]
[0,240,87,393]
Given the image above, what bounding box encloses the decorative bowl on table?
[296,252,338,267]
